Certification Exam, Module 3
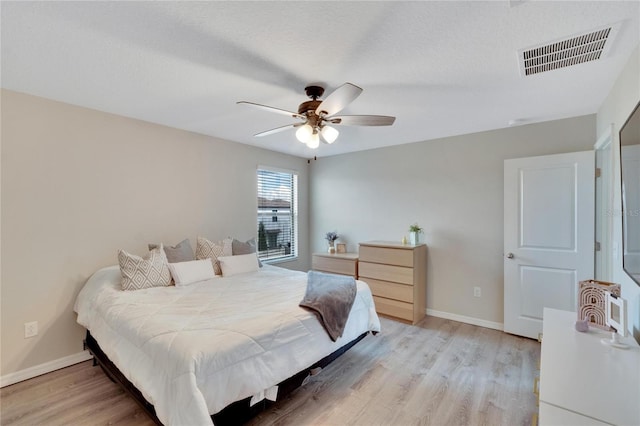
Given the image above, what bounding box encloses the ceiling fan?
[237,83,396,149]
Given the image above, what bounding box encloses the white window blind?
[257,168,298,262]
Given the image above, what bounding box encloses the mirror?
[619,101,640,286]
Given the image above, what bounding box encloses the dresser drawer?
[364,277,413,303]
[359,245,414,267]
[373,296,413,321]
[312,255,357,277]
[359,261,413,285]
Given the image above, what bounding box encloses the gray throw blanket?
[300,271,357,342]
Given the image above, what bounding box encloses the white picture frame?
[605,292,627,336]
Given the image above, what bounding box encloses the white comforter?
[74,265,380,426]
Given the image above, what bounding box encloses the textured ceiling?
[2,1,639,158]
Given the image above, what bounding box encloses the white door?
[595,127,614,281]
[504,151,595,339]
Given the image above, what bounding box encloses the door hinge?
[595,167,601,178]
[595,241,601,251]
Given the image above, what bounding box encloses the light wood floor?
[1,316,540,426]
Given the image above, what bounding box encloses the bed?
[74,264,381,425]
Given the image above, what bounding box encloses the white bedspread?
[74,265,380,425]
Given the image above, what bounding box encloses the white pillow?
[168,259,216,287]
[218,253,260,277]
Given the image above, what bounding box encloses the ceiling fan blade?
[237,101,305,119]
[315,83,363,117]
[328,115,396,126]
[254,123,302,138]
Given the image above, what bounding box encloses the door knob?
[506,253,514,259]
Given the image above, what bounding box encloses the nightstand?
[311,252,358,278]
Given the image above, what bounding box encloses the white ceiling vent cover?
[519,24,620,76]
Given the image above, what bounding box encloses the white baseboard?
[426,309,504,331]
[1,350,93,388]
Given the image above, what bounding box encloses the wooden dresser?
[358,241,426,324]
[311,252,358,278]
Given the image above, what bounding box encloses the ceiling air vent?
[519,24,619,76]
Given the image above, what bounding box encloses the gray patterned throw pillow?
[118,245,172,291]
[196,237,232,275]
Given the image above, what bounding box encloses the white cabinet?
[539,402,608,425]
[539,308,640,425]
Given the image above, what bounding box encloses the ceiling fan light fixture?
[321,125,339,144]
[296,124,313,143]
[307,132,320,149]
[239,82,395,149]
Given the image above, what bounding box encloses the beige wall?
[597,44,640,341]
[310,116,596,325]
[3,60,632,376]
[0,90,310,376]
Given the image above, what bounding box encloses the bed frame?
[85,330,368,425]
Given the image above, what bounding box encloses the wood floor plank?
[1,316,540,425]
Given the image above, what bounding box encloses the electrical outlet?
[473,287,481,298]
[24,321,38,338]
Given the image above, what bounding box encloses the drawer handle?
[531,412,538,426]
[533,376,540,406]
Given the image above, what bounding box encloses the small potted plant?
[408,223,423,245]
[325,231,339,253]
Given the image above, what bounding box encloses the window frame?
[256,165,298,263]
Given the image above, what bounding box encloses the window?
[257,167,298,262]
